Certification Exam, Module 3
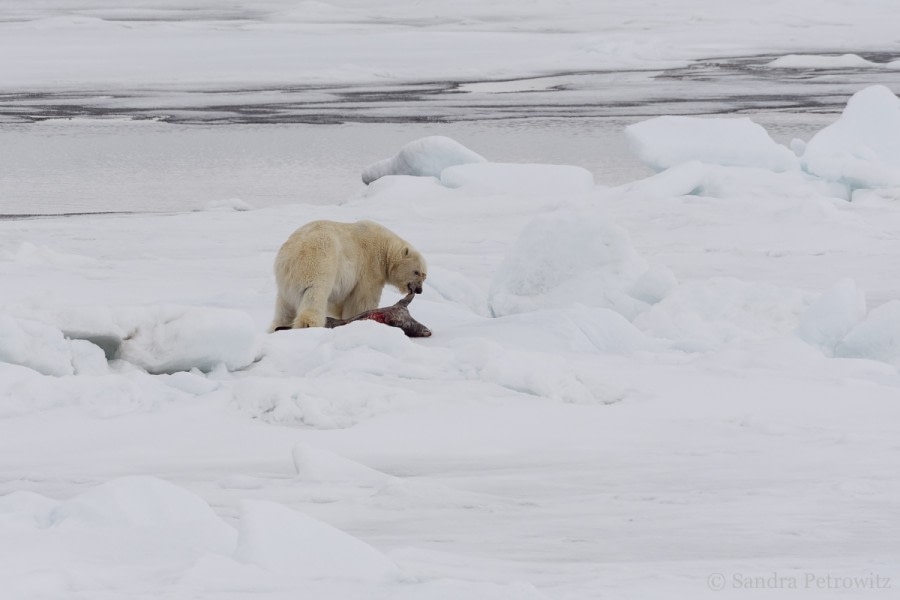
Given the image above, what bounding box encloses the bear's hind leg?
[293,285,329,328]
[268,293,296,332]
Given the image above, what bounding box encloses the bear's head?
[389,246,427,295]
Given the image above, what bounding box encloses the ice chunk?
[440,162,594,194]
[0,315,75,376]
[625,116,799,172]
[115,306,261,374]
[835,300,900,365]
[362,136,486,184]
[796,279,866,352]
[766,54,879,69]
[801,85,900,189]
[488,211,648,319]
[235,500,401,581]
[624,160,707,200]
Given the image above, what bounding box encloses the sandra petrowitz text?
[706,572,892,592]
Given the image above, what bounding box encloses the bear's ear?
[403,247,409,257]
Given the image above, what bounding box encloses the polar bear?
[269,220,427,331]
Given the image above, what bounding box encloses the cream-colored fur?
[269,220,427,331]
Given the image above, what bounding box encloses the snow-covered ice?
[441,163,595,194]
[3,3,900,600]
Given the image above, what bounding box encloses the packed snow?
[3,2,900,598]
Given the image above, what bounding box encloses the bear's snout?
[408,282,423,294]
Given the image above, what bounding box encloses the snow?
[440,163,595,194]
[362,136,487,184]
[800,85,900,189]
[4,98,900,600]
[3,3,900,600]
[625,116,800,172]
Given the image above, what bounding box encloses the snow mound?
[796,279,867,352]
[835,300,900,365]
[628,265,679,305]
[0,241,98,268]
[0,478,240,599]
[766,54,879,69]
[801,85,900,189]
[634,278,810,351]
[362,136,486,184]
[440,162,594,194]
[235,500,401,581]
[625,116,799,172]
[115,306,261,374]
[292,444,396,487]
[488,211,649,319]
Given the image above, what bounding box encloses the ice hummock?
[362,136,486,184]
[800,85,900,189]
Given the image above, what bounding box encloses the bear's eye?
[414,271,421,276]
